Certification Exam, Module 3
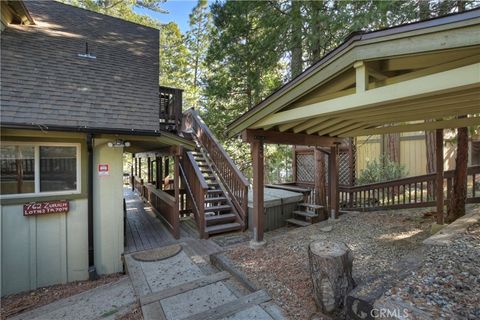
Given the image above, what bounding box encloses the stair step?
[205,197,227,203]
[206,222,242,235]
[286,218,311,227]
[205,204,231,212]
[198,163,209,167]
[207,189,223,194]
[205,213,237,225]
[298,203,325,210]
[293,210,318,218]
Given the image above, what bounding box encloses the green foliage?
[357,155,408,185]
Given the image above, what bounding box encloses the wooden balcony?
[159,86,183,133]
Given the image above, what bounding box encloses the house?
[0,1,196,296]
[226,9,480,245]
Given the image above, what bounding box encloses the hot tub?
[247,187,304,232]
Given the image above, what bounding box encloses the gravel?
[225,207,438,319]
[382,209,480,320]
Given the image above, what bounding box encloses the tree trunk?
[290,0,303,78]
[446,126,469,223]
[426,128,436,199]
[308,240,355,315]
[382,133,400,163]
[419,0,431,20]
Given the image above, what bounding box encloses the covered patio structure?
[226,10,480,244]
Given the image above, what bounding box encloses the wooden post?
[251,139,265,244]
[138,157,142,179]
[436,128,444,224]
[147,157,151,184]
[131,154,134,191]
[330,144,339,219]
[173,151,180,239]
[156,156,161,189]
[314,148,327,216]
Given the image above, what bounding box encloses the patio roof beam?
[340,116,480,137]
[252,62,480,129]
[242,129,341,147]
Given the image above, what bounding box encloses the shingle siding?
[1,1,160,132]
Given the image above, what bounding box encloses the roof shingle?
[1,1,160,132]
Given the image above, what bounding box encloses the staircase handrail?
[180,151,208,238]
[183,108,249,223]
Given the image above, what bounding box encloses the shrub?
[357,155,408,185]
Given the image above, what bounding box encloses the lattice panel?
[339,152,350,186]
[294,146,356,187]
[296,153,315,182]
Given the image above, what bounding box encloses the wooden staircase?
[180,109,249,239]
[190,147,243,236]
[287,203,324,227]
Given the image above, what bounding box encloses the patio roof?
[226,9,480,140]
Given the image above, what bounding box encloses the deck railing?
[133,176,180,238]
[159,86,183,132]
[179,151,208,238]
[183,108,249,225]
[339,165,480,211]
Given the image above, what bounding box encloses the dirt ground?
[0,273,124,319]
[225,207,439,320]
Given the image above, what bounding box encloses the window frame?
[0,141,81,199]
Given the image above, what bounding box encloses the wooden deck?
[125,188,182,253]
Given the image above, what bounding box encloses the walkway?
[125,188,186,253]
[125,244,284,320]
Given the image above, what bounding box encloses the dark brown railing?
[340,165,480,211]
[159,86,183,132]
[183,108,249,225]
[134,176,180,238]
[179,152,208,238]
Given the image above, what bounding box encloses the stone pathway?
[125,242,284,320]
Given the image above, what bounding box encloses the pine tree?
[186,0,211,109]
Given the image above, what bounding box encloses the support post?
[436,128,444,225]
[251,138,265,247]
[131,154,134,191]
[138,157,142,179]
[147,157,151,184]
[156,156,161,189]
[173,151,180,239]
[330,144,339,219]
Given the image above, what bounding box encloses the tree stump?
[308,240,355,314]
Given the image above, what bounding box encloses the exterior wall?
[355,132,469,179]
[1,131,124,295]
[1,199,88,296]
[93,138,124,275]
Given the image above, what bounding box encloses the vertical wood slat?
[338,166,479,212]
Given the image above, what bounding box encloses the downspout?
[87,133,97,280]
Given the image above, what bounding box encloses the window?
[0,143,80,198]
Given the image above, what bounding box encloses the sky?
[134,0,205,33]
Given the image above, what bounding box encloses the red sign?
[23,200,69,216]
[98,164,109,176]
